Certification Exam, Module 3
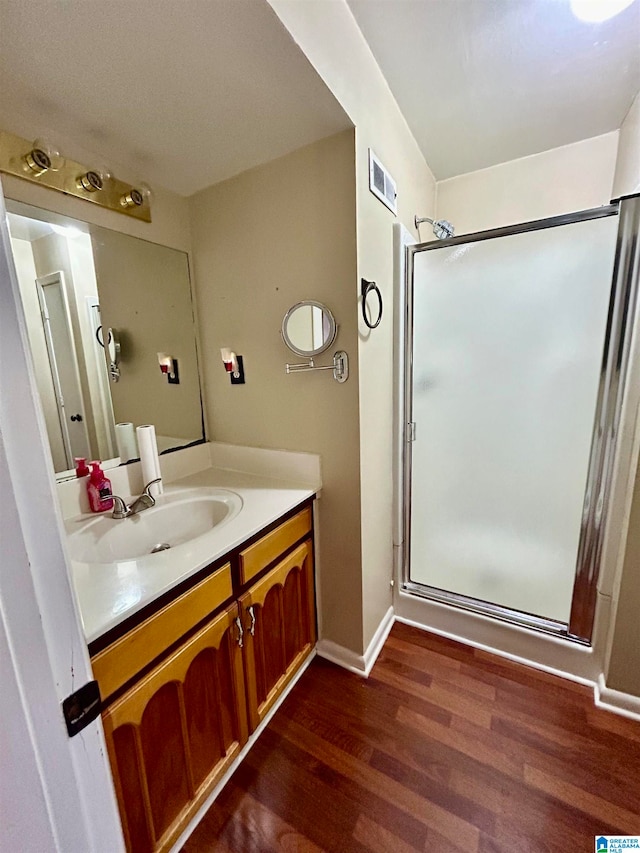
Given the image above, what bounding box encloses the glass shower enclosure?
[403,197,640,642]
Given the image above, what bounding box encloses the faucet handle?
[143,478,162,498]
[111,495,131,519]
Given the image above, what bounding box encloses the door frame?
[36,270,91,468]
[401,200,640,644]
[0,179,124,851]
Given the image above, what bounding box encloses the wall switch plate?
[230,355,245,385]
[168,358,180,384]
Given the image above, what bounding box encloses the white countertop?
[67,466,316,644]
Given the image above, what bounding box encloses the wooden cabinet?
[240,540,315,731]
[238,506,312,585]
[93,563,233,702]
[95,503,315,853]
[102,602,247,853]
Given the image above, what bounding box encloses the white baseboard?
[363,606,395,675]
[595,674,640,722]
[170,649,317,852]
[316,606,395,677]
[394,612,597,690]
[316,608,640,726]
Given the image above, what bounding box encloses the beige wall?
[436,132,619,235]
[607,460,640,696]
[189,130,362,651]
[612,90,640,199]
[268,0,436,651]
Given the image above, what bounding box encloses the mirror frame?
[281,300,337,357]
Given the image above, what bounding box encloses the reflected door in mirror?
[36,271,91,470]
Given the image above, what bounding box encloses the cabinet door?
[239,539,316,732]
[102,602,248,853]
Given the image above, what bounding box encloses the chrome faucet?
[110,479,162,519]
[110,495,131,519]
[129,478,162,514]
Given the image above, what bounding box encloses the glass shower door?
[407,213,619,627]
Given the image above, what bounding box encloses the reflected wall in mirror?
[282,301,337,357]
[7,201,204,478]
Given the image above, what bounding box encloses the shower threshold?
[402,580,590,645]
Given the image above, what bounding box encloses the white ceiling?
[348,0,640,179]
[2,1,637,194]
[0,0,351,196]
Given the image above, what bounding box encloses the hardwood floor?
[182,622,640,852]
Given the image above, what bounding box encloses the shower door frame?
[402,198,639,644]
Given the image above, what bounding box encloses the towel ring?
[95,324,112,348]
[361,279,383,329]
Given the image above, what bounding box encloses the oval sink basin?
[66,487,243,564]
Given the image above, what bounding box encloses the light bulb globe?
[570,0,635,22]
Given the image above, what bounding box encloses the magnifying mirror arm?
[286,356,318,372]
[285,351,348,383]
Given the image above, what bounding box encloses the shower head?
[415,215,455,240]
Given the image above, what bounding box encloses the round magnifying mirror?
[282,301,337,357]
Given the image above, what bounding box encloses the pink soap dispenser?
[87,461,114,513]
[74,457,90,478]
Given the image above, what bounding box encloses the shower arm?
[415,214,455,240]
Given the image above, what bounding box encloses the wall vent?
[368,149,397,215]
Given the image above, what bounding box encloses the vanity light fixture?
[23,138,64,176]
[220,348,245,385]
[76,164,112,193]
[0,129,152,222]
[120,182,152,209]
[157,352,179,384]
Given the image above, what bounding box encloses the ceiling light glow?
[570,0,635,22]
[51,223,82,239]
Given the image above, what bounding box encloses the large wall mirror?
[7,199,204,480]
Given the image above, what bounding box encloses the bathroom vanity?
[60,443,320,853]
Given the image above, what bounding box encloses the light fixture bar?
[0,130,151,223]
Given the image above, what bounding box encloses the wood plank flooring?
[182,622,640,852]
